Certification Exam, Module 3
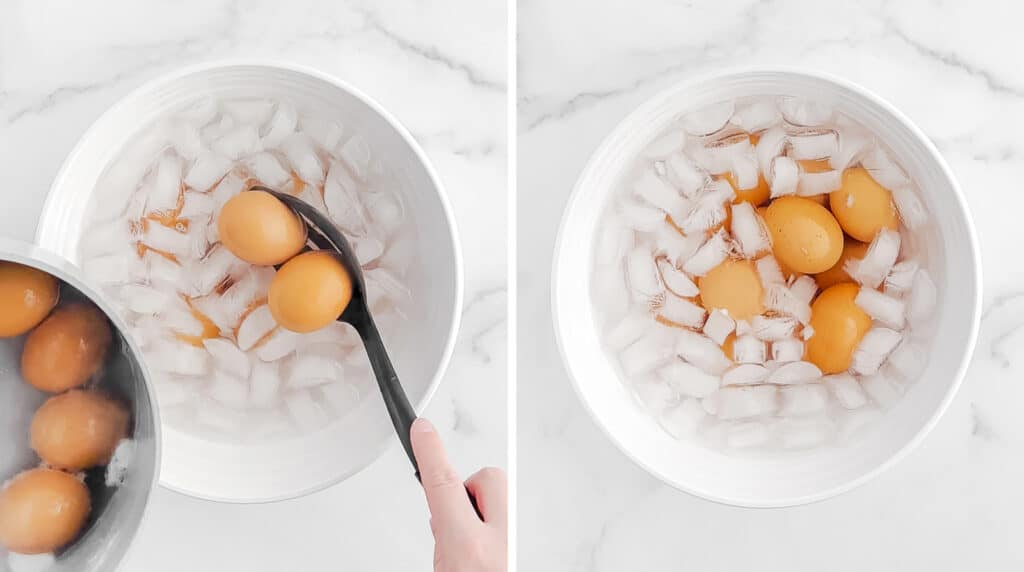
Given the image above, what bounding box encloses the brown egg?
[0,262,58,338]
[0,468,90,554]
[31,390,129,471]
[698,259,764,321]
[268,251,353,333]
[764,196,844,274]
[829,167,899,242]
[719,171,770,206]
[805,283,872,374]
[22,303,112,393]
[721,333,736,362]
[217,191,307,266]
[814,239,869,290]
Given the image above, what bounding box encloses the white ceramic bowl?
[553,69,981,508]
[35,62,463,503]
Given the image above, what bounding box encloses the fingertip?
[411,417,435,435]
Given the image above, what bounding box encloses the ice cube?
[142,223,190,259]
[698,132,754,174]
[256,327,299,361]
[241,151,292,188]
[219,267,275,328]
[751,315,798,341]
[851,327,903,375]
[146,153,184,214]
[846,229,900,289]
[658,399,706,438]
[619,198,666,232]
[352,236,384,266]
[80,220,138,258]
[213,125,260,160]
[824,373,868,409]
[778,417,835,449]
[755,126,787,174]
[121,283,173,314]
[665,152,708,197]
[280,133,325,187]
[621,332,673,376]
[654,223,703,267]
[855,287,906,329]
[763,283,811,323]
[304,119,346,156]
[767,360,822,384]
[644,128,687,159]
[604,312,649,352]
[321,381,361,417]
[175,96,218,127]
[188,244,246,297]
[730,100,780,132]
[681,101,734,135]
[771,338,804,362]
[861,147,909,189]
[285,390,329,432]
[147,343,209,377]
[796,170,841,197]
[655,257,699,298]
[788,129,838,160]
[730,153,760,191]
[829,128,870,171]
[153,377,197,407]
[104,439,135,487]
[721,363,769,386]
[839,406,882,440]
[364,191,405,236]
[209,370,250,409]
[168,122,203,160]
[625,247,664,303]
[223,99,275,126]
[730,202,770,258]
[249,360,280,409]
[675,329,731,375]
[633,376,678,413]
[715,385,778,420]
[7,552,56,572]
[884,259,919,296]
[755,255,786,285]
[339,135,372,181]
[768,156,799,198]
[733,334,766,364]
[682,230,730,276]
[634,168,690,223]
[203,338,252,379]
[237,304,276,351]
[287,353,345,389]
[778,97,834,126]
[726,421,771,449]
[907,269,937,326]
[891,185,928,229]
[178,190,217,221]
[779,384,828,416]
[887,339,926,380]
[658,359,719,398]
[703,309,735,345]
[657,294,706,328]
[322,161,369,236]
[261,101,298,148]
[861,372,903,408]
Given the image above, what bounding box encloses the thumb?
[410,418,476,524]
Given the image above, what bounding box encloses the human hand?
[410,418,507,572]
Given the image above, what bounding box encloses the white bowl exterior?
[35,63,463,503]
[553,70,981,508]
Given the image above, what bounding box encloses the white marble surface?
[0,1,506,570]
[519,0,1023,569]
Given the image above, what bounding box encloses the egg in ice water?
[763,196,844,274]
[218,190,308,266]
[21,303,112,393]
[269,251,353,333]
[829,167,899,242]
[31,389,130,471]
[698,259,764,321]
[0,468,91,554]
[0,262,59,337]
[805,282,872,374]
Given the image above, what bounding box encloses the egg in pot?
[698,259,764,321]
[0,468,91,554]
[0,262,59,338]
[829,167,899,242]
[268,251,353,333]
[21,303,112,393]
[218,190,308,266]
[805,282,872,374]
[763,196,843,274]
[31,389,129,471]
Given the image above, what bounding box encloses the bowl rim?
[0,236,162,563]
[551,66,983,508]
[35,59,465,503]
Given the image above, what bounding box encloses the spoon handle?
[351,306,419,471]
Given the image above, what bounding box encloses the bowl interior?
[554,71,980,507]
[0,239,158,571]
[35,64,461,502]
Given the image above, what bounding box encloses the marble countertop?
[0,1,506,570]
[518,0,1023,569]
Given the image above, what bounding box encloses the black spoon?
[251,186,481,518]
